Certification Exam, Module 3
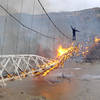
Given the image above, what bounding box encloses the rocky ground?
[0,61,99,100]
[0,42,100,100]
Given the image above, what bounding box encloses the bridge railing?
[0,54,51,86]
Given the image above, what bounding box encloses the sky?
[0,0,100,14]
[22,0,100,14]
[47,0,100,12]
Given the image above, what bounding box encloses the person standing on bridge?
[71,26,80,41]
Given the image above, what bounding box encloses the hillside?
[85,42,100,62]
[0,7,100,57]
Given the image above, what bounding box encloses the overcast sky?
[47,0,100,12]
[23,0,100,14]
[1,0,100,14]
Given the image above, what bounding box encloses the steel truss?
[0,54,53,86]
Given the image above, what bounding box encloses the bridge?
[0,44,79,86]
[0,0,93,86]
[0,0,74,86]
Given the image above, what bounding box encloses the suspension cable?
[37,0,71,40]
[0,4,55,39]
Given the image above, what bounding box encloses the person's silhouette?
[71,26,80,41]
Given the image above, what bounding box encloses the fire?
[42,43,79,76]
[1,43,80,82]
[57,45,74,57]
[57,45,67,57]
[82,46,89,57]
[1,41,91,84]
[94,37,100,43]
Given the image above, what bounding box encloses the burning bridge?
[0,44,79,86]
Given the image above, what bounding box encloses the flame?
[7,74,12,78]
[1,43,82,81]
[57,45,67,57]
[42,43,79,76]
[21,71,26,78]
[57,45,74,57]
[94,37,100,43]
[82,46,89,57]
